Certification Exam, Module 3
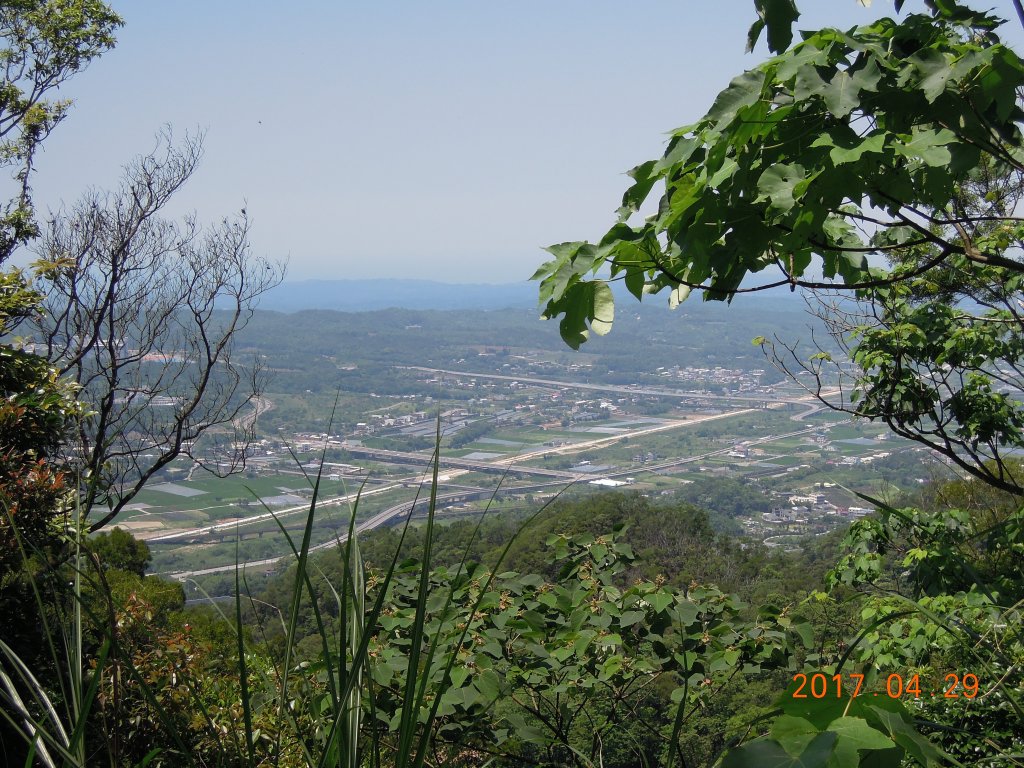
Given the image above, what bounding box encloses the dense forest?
[6,465,1017,766]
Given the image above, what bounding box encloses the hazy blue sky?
[30,2,1015,283]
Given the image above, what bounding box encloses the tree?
[89,526,151,576]
[0,1,122,263]
[0,5,121,760]
[822,487,1024,763]
[332,527,807,768]
[1,0,120,573]
[34,129,285,531]
[534,0,1024,494]
[535,1,1024,323]
[533,1,1024,764]
[757,155,1024,493]
[0,272,80,575]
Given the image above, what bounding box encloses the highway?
[143,480,409,543]
[160,481,568,581]
[162,493,426,581]
[158,419,834,581]
[337,405,783,475]
[155,381,838,580]
[613,422,835,477]
[338,444,582,479]
[401,366,824,406]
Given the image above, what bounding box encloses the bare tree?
[35,129,285,531]
[761,276,1024,496]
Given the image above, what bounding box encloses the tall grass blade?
[0,657,61,767]
[316,479,428,767]
[235,532,256,766]
[394,423,444,767]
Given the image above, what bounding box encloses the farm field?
[133,394,924,585]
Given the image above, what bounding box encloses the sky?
[29,1,1022,284]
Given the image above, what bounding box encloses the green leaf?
[828,717,896,768]
[820,54,882,118]
[858,747,904,768]
[756,163,806,213]
[619,610,646,627]
[776,44,829,82]
[668,284,691,308]
[673,602,700,625]
[794,62,829,101]
[779,684,848,729]
[747,19,766,54]
[708,69,767,126]
[589,281,614,335]
[771,715,818,757]
[646,591,674,613]
[908,49,955,103]
[544,279,615,350]
[788,618,814,647]
[893,127,957,167]
[814,132,887,165]
[619,160,660,217]
[449,666,470,688]
[865,706,944,767]
[751,0,801,54]
[722,732,838,768]
[600,655,624,677]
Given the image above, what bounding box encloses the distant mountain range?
[259,279,537,312]
[259,278,803,313]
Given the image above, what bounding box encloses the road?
[339,444,583,479]
[158,421,835,581]
[615,422,835,477]
[402,366,822,406]
[162,493,421,580]
[233,395,274,432]
[156,379,839,580]
[143,480,408,543]
[149,403,775,545]
[340,404,790,474]
[502,409,758,462]
[160,482,566,581]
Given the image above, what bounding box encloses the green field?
[132,393,927,579]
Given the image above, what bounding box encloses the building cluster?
[749,483,886,544]
[654,365,766,391]
[351,410,431,436]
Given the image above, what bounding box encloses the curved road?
[159,486,552,581]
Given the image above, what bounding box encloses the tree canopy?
[0,0,121,262]
[533,2,1024,765]
[534,0,1024,495]
[534,0,1024,346]
[35,129,285,531]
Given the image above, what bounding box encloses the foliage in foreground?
[530,1,1024,761]
[13,474,1020,767]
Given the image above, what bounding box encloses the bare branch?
[34,130,286,531]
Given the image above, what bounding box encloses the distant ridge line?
[259,278,537,312]
[258,278,800,313]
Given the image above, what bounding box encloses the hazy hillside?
[259,278,537,312]
[258,277,805,313]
